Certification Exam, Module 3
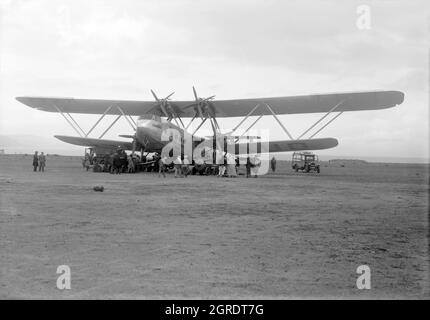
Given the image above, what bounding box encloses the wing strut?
[227,103,294,140]
[85,105,112,137]
[117,105,137,131]
[52,102,138,140]
[264,103,294,140]
[192,118,207,136]
[238,115,264,140]
[229,104,261,134]
[185,115,197,130]
[99,115,122,139]
[309,111,344,139]
[225,100,347,141]
[53,104,85,137]
[297,100,344,140]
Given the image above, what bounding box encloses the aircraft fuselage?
[135,114,188,152]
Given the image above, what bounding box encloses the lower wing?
[56,135,338,154]
[55,135,133,151]
[233,137,338,154]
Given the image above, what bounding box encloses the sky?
[0,0,428,160]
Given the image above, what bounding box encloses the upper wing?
[55,135,133,151]
[204,91,404,117]
[16,90,404,118]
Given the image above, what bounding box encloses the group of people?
[81,148,277,178]
[83,149,141,174]
[32,151,46,172]
[158,155,191,178]
[216,152,238,178]
[110,149,131,174]
[158,154,277,178]
[244,155,276,178]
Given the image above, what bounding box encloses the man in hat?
[32,151,39,172]
[38,152,46,172]
[271,156,277,173]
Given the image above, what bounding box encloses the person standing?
[83,155,91,171]
[119,150,128,173]
[226,153,237,177]
[245,156,251,178]
[182,155,190,177]
[174,156,183,178]
[103,154,111,172]
[32,151,39,172]
[108,152,115,174]
[158,156,167,178]
[38,152,46,172]
[218,163,226,177]
[128,154,135,173]
[271,156,277,172]
[219,153,229,177]
[251,155,261,178]
[112,151,121,174]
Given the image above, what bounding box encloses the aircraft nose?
[136,121,151,136]
[137,118,151,128]
[136,119,161,142]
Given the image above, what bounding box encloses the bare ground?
[0,155,428,299]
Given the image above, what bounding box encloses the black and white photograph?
[0,0,429,302]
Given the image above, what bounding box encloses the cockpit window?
[138,114,162,122]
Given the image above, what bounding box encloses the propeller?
[150,90,178,120]
[185,86,216,120]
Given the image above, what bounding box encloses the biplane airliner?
[16,88,404,160]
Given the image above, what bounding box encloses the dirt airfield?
[0,154,428,299]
